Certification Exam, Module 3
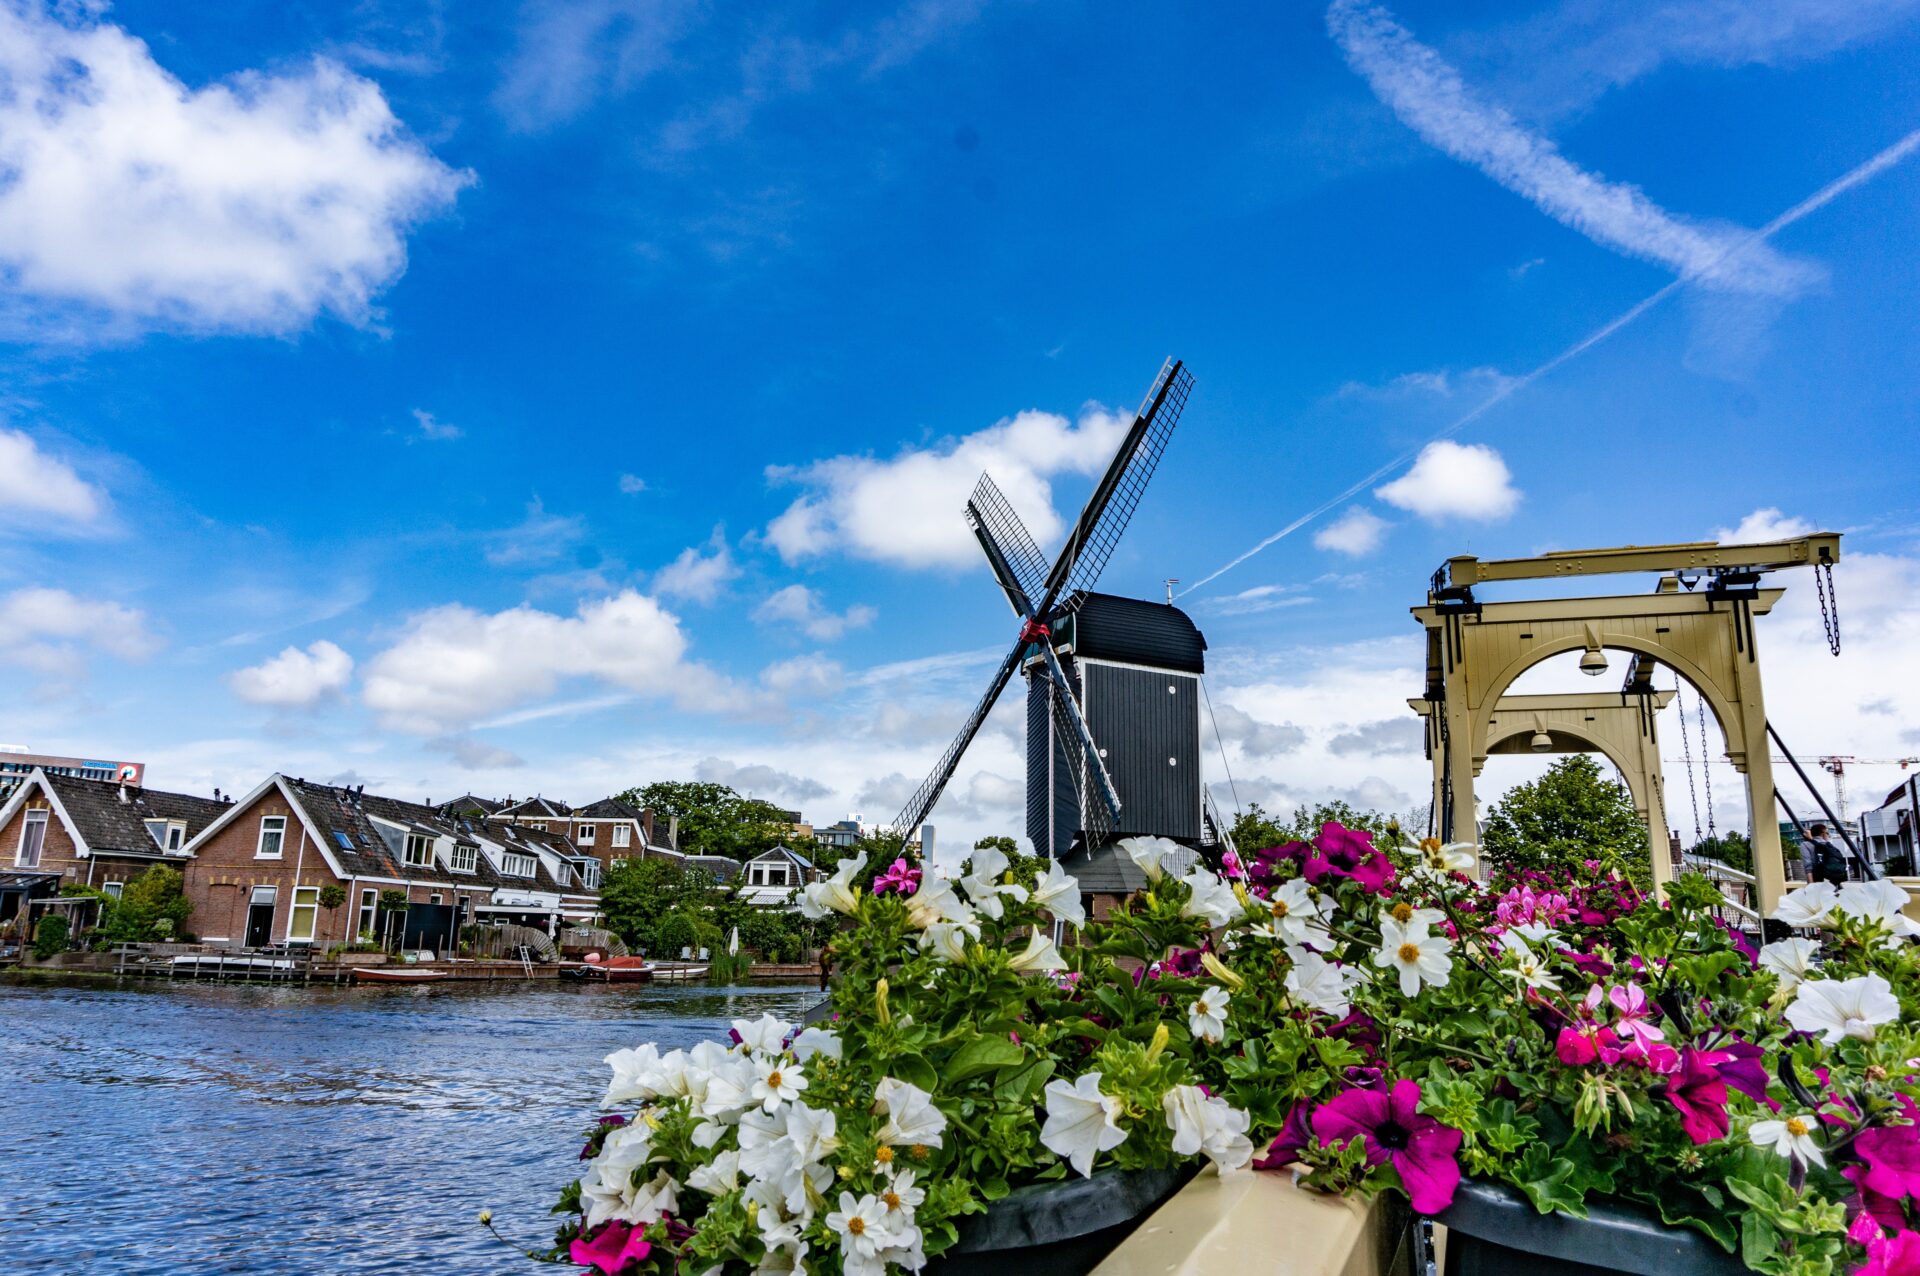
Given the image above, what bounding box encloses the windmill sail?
[890,641,1025,841]
[966,473,1048,616]
[1055,358,1193,599]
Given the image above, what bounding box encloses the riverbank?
[8,952,821,986]
[0,976,821,1274]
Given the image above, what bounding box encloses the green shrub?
[31,914,70,960]
[654,912,698,957]
[99,866,193,944]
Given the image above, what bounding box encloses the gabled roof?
[572,796,644,820]
[494,796,572,819]
[1059,840,1199,894]
[5,771,227,859]
[441,794,504,817]
[684,855,742,883]
[749,844,813,870]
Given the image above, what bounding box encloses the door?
[245,886,277,948]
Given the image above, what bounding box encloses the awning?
[0,871,61,893]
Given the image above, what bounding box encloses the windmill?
[892,357,1223,869]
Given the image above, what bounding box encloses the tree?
[1689,830,1753,874]
[599,858,723,951]
[619,781,796,862]
[100,865,194,943]
[1480,755,1648,882]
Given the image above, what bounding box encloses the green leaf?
[891,1052,938,1093]
[1514,1143,1588,1218]
[946,1034,1026,1082]
[1740,1210,1777,1269]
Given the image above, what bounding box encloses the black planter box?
[928,1165,1197,1276]
[1435,1179,1748,1276]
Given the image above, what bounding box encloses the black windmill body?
[893,358,1226,865]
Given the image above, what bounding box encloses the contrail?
[1179,125,1920,600]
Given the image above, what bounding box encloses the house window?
[17,808,48,867]
[611,825,630,848]
[144,819,168,848]
[357,888,377,937]
[256,816,286,859]
[103,881,124,899]
[502,852,536,877]
[167,824,185,852]
[577,860,602,890]
[527,821,547,832]
[450,843,478,873]
[577,823,595,844]
[289,886,320,943]
[456,894,470,923]
[430,893,442,905]
[403,833,435,868]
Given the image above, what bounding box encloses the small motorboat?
[564,956,655,983]
[648,963,709,983]
[351,966,451,984]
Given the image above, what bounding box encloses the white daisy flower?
[1373,916,1453,997]
[1187,985,1230,1044]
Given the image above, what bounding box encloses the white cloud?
[653,528,739,605]
[1209,704,1308,758]
[1209,584,1315,617]
[0,429,105,528]
[618,473,647,495]
[1313,506,1390,556]
[0,3,469,336]
[228,640,354,709]
[410,409,462,442]
[485,498,586,567]
[0,585,157,681]
[494,0,697,131]
[761,654,847,697]
[693,756,831,803]
[1337,366,1517,401]
[753,584,877,641]
[1715,507,1818,544]
[764,403,1132,570]
[427,736,526,771]
[1375,440,1520,522]
[1326,0,1818,296]
[362,590,729,734]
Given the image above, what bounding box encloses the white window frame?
[527,821,546,832]
[166,824,185,852]
[402,832,435,869]
[103,881,124,899]
[17,808,48,867]
[577,860,602,890]
[288,886,320,944]
[256,816,286,860]
[450,843,478,874]
[502,851,537,877]
[357,888,377,937]
[611,825,630,848]
[429,892,443,905]
[577,822,596,844]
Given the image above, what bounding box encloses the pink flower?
[1221,849,1245,879]
[1710,1039,1776,1110]
[1660,1048,1731,1145]
[1846,1164,1912,1235]
[1599,1037,1682,1075]
[1253,1099,1314,1171]
[1311,1080,1461,1214]
[1858,1125,1920,1202]
[1556,1025,1620,1066]
[571,1220,653,1274]
[1859,1229,1920,1276]
[1608,984,1666,1048]
[873,857,922,895]
[1302,823,1395,895]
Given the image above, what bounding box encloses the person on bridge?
[1804,822,1850,887]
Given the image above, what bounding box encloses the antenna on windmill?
[892,358,1203,864]
[1165,579,1179,605]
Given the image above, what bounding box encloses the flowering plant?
[542,826,1920,1276]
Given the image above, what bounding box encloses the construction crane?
[1818,756,1920,824]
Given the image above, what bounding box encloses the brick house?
[0,768,227,935]
[181,774,543,950]
[485,794,684,879]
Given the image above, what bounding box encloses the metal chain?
[1815,559,1842,655]
[1696,692,1717,840]
[1677,681,1703,844]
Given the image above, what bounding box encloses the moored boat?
[562,956,655,983]
[350,966,451,984]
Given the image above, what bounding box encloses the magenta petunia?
[873,857,922,895]
[1847,1164,1912,1235]
[1660,1048,1731,1145]
[1302,822,1396,895]
[1556,1024,1619,1066]
[1708,1039,1776,1110]
[1858,1125,1920,1202]
[1859,1228,1920,1276]
[1253,1098,1315,1171]
[1311,1080,1461,1214]
[570,1220,653,1275]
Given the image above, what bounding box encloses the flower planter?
[1434,1179,1748,1276]
[929,1165,1197,1276]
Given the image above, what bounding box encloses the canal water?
[0,975,822,1275]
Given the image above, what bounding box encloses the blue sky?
[4,0,1919,850]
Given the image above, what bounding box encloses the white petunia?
[1180,866,1241,929]
[800,853,867,919]
[918,919,979,963]
[1162,1083,1255,1172]
[750,1054,808,1111]
[1040,1072,1129,1177]
[874,1076,948,1149]
[1119,835,1183,883]
[1187,984,1230,1044]
[686,1148,742,1194]
[580,1122,656,1228]
[1750,1114,1826,1168]
[960,847,1029,921]
[603,1042,663,1107]
[1409,839,1477,883]
[1758,937,1821,990]
[624,1169,680,1226]
[785,1100,842,1165]
[1836,880,1920,946]
[789,1026,843,1063]
[1785,974,1902,1043]
[1373,916,1453,997]
[1498,934,1561,992]
[1029,859,1088,928]
[1285,949,1365,1019]
[734,1013,794,1056]
[1260,878,1332,946]
[1772,881,1839,929]
[903,874,975,930]
[1507,919,1560,947]
[1009,929,1067,973]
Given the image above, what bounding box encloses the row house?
[0,769,227,928]
[484,794,684,880]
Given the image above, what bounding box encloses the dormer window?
[502,851,537,877]
[450,843,478,873]
[611,825,630,848]
[577,823,595,844]
[403,833,435,869]
[526,821,547,832]
[576,859,602,889]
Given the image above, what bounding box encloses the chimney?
[669,814,680,850]
[213,787,222,802]
[117,783,129,804]
[641,808,656,844]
